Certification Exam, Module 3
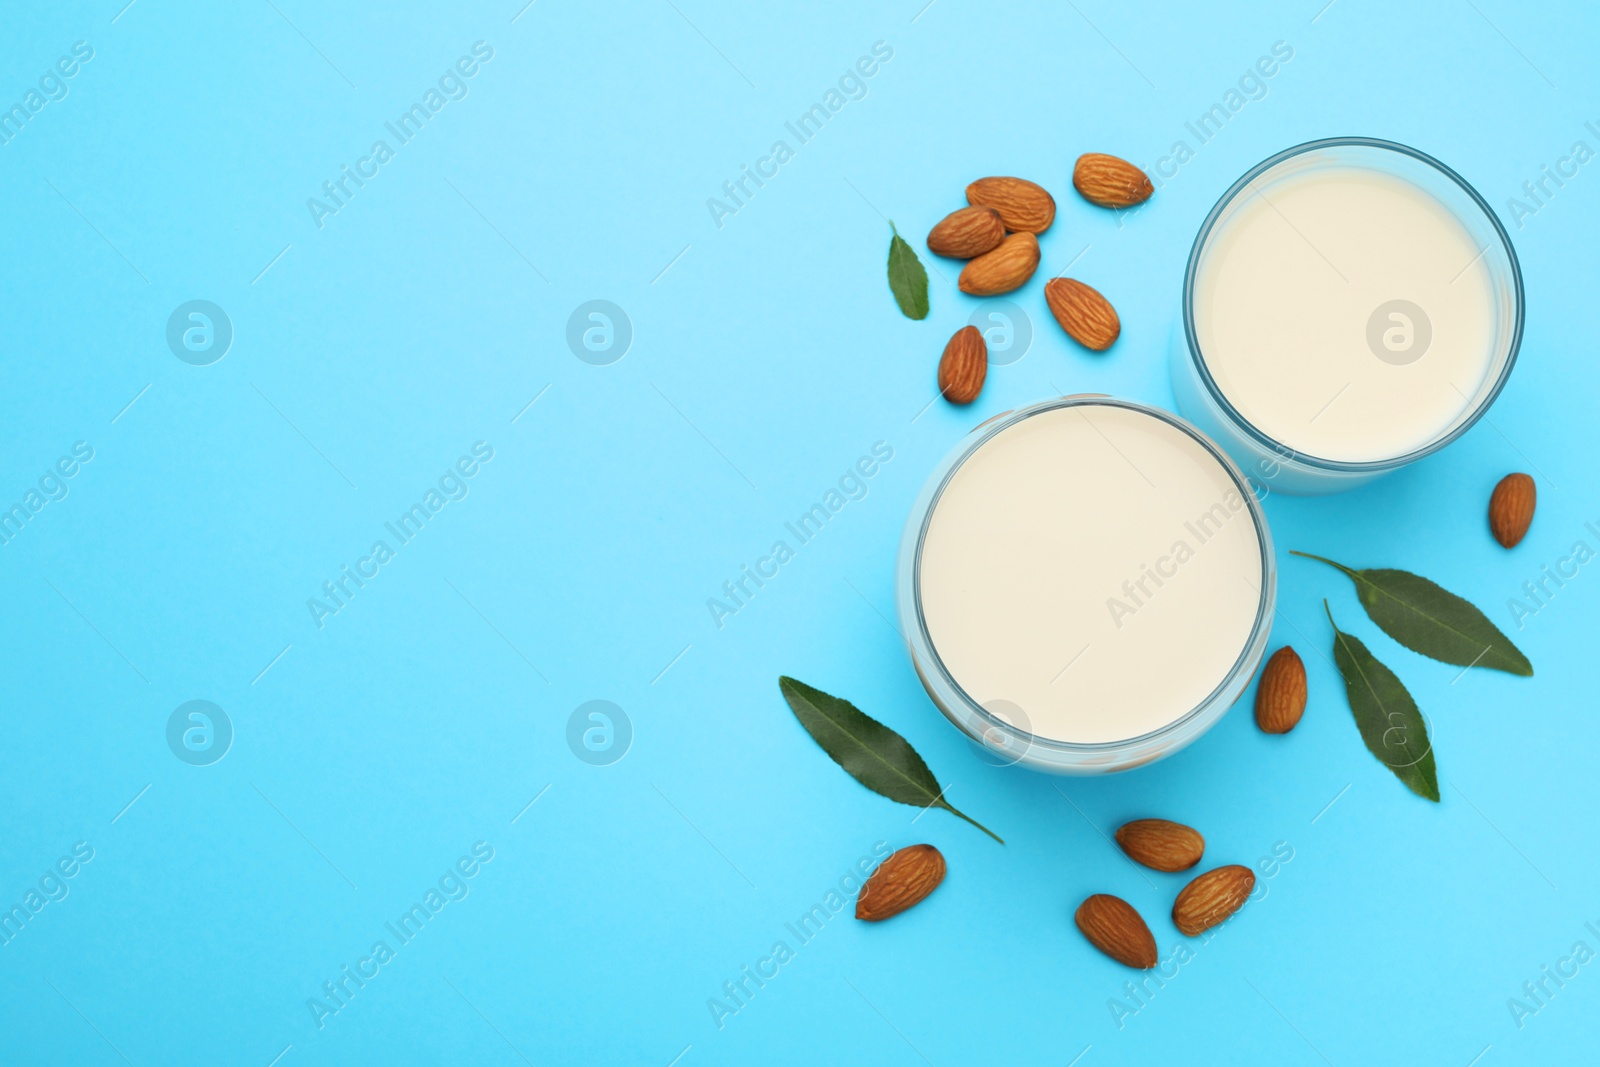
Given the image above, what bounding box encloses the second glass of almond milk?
[896,397,1275,774]
[1172,138,1523,494]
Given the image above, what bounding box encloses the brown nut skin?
[966,177,1056,234]
[1173,865,1256,937]
[1255,646,1307,734]
[1044,277,1120,350]
[1489,473,1535,548]
[938,325,987,405]
[927,206,1006,259]
[1075,894,1158,969]
[1073,153,1155,208]
[1115,819,1205,872]
[958,232,1040,296]
[855,845,946,921]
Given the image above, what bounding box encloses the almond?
[855,844,945,921]
[1254,646,1307,734]
[959,232,1040,296]
[1489,472,1535,548]
[1172,865,1255,937]
[939,325,987,405]
[1115,819,1205,872]
[927,206,1005,259]
[1044,277,1120,350]
[1073,153,1154,208]
[1075,894,1157,969]
[966,177,1055,234]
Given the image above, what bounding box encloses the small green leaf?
[886,221,929,320]
[1324,602,1440,802]
[1292,551,1532,676]
[778,676,1003,843]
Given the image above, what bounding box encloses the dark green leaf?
[886,221,929,320]
[778,676,1003,843]
[1325,602,1439,802]
[1292,551,1531,676]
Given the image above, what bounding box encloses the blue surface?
[1,1,1595,1063]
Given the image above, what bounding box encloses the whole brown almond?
[927,206,1005,259]
[1254,646,1307,734]
[1044,277,1120,350]
[959,232,1040,296]
[939,325,987,405]
[855,844,945,922]
[1173,865,1255,937]
[1075,894,1157,969]
[1489,473,1535,548]
[966,177,1055,234]
[1115,819,1205,872]
[1073,153,1154,208]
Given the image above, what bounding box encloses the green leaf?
[1292,551,1532,676]
[778,676,1003,843]
[1324,602,1440,802]
[886,221,929,320]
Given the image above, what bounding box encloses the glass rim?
[908,396,1275,756]
[1180,136,1525,473]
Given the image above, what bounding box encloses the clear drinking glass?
[894,396,1277,775]
[1170,137,1524,495]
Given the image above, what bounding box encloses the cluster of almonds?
[855,824,1257,957]
[1076,819,1255,968]
[929,154,1154,405]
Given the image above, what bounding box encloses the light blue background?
[1,1,1595,1063]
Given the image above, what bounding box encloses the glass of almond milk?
[896,397,1275,774]
[1172,137,1523,494]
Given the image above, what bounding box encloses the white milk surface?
[918,404,1264,745]
[1193,166,1496,463]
